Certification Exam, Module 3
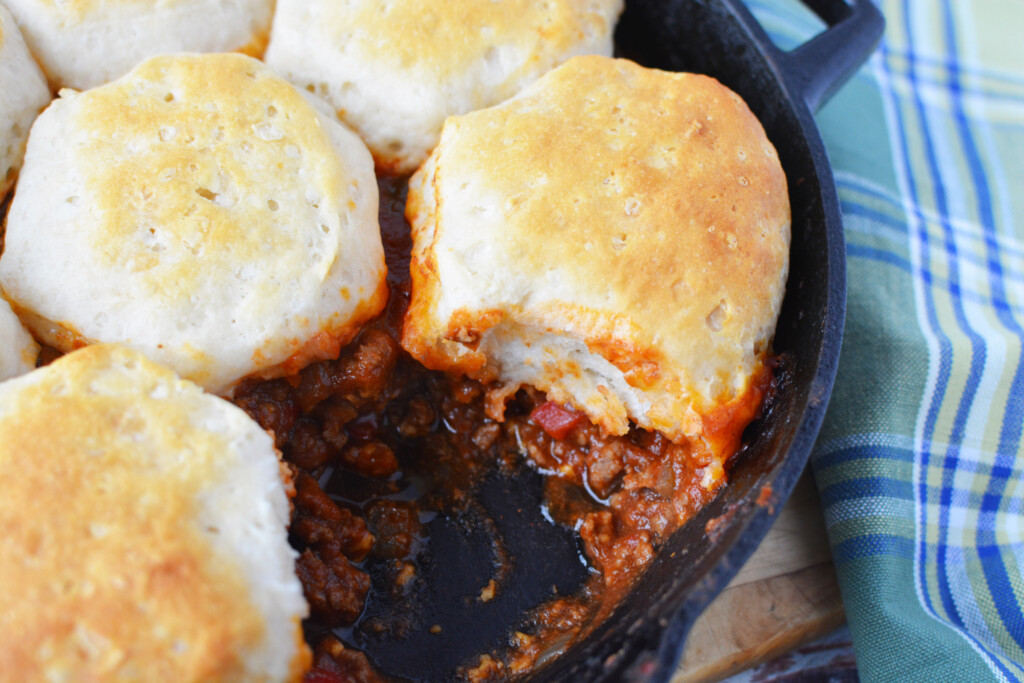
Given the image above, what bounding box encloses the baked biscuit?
[265,0,623,174]
[0,344,309,682]
[2,0,275,90]
[404,56,790,466]
[0,53,387,395]
[0,297,37,381]
[0,3,49,200]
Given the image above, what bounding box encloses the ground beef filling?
[231,178,764,681]
[233,326,725,680]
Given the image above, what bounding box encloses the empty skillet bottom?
[231,177,770,682]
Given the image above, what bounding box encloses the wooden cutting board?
[672,472,845,683]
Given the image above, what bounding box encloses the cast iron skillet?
[346,0,883,680]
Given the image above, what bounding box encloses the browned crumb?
[396,562,416,588]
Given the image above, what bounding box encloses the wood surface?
[672,472,846,683]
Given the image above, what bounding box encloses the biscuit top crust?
[332,0,616,82]
[0,53,387,394]
[0,344,300,681]
[78,54,343,288]
[404,56,790,442]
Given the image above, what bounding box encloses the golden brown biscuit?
[403,56,790,474]
[265,0,623,174]
[0,53,387,395]
[0,344,310,681]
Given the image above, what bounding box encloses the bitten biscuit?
[0,3,49,200]
[0,297,37,381]
[0,53,387,395]
[403,56,790,467]
[2,0,275,89]
[0,344,310,682]
[265,0,623,174]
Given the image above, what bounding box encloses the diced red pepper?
[530,401,585,440]
[304,668,349,683]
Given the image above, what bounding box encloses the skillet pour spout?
[526,0,884,680]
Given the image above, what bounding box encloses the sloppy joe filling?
[230,176,773,682]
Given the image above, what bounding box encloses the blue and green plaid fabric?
[751,1,1024,680]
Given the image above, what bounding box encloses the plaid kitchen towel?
[750,0,1024,681]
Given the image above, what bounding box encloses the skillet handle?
[769,0,885,112]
